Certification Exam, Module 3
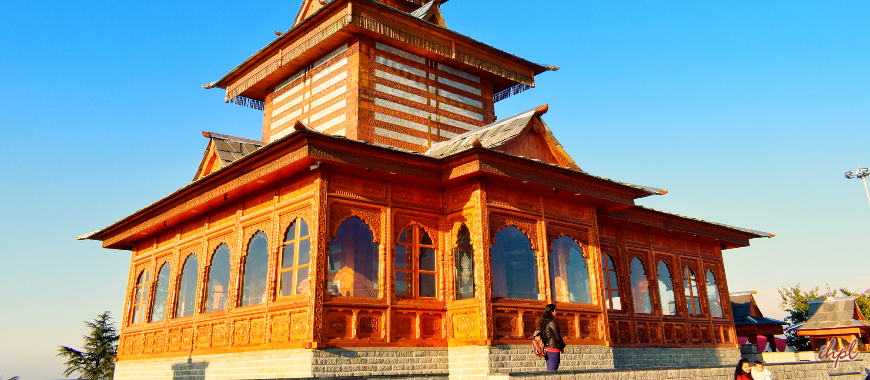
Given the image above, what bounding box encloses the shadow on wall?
[171,357,209,380]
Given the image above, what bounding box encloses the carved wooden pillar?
[474,179,493,343]
[309,168,328,346]
[383,181,393,342]
[589,206,611,343]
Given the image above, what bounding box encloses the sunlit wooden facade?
[80,0,771,368]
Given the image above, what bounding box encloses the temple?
[78,0,774,378]
[797,297,869,351]
[730,291,786,352]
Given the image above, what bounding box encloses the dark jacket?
[543,319,566,351]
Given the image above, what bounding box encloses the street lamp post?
[844,168,870,208]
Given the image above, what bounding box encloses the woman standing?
[734,359,754,380]
[538,304,566,371]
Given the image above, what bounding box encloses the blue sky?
[1,1,868,378]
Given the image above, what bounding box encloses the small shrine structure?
[730,291,786,352]
[797,297,869,351]
[78,0,773,378]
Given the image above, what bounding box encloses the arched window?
[657,261,677,316]
[491,226,539,300]
[130,270,150,325]
[240,231,269,307]
[453,224,475,300]
[549,236,591,304]
[204,244,231,313]
[684,267,702,315]
[175,254,199,318]
[328,216,379,298]
[630,258,652,314]
[602,254,621,310]
[150,263,170,322]
[395,225,437,299]
[706,270,724,318]
[279,219,311,298]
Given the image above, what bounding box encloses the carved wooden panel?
[243,191,274,216]
[329,173,387,202]
[324,311,352,339]
[250,318,266,343]
[663,323,676,343]
[446,186,474,211]
[624,229,649,247]
[291,312,308,340]
[489,214,538,250]
[279,175,316,204]
[196,324,212,348]
[650,234,670,250]
[181,218,206,241]
[392,183,442,211]
[157,231,176,250]
[675,324,687,344]
[546,224,589,252]
[543,199,589,222]
[522,311,541,338]
[494,314,518,338]
[271,314,289,342]
[393,214,439,247]
[699,243,716,256]
[393,313,415,339]
[181,328,194,350]
[233,320,249,345]
[452,312,479,339]
[557,315,577,339]
[357,312,382,339]
[329,204,382,242]
[648,322,662,344]
[487,189,540,213]
[420,315,442,338]
[209,206,237,229]
[600,225,620,241]
[212,323,227,347]
[169,329,182,351]
[673,239,697,254]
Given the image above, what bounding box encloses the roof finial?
[534,104,549,116]
[294,120,309,131]
[471,137,482,147]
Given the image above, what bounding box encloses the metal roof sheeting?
[798,297,869,331]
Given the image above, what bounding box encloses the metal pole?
[862,176,870,209]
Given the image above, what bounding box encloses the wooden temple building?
[730,291,786,352]
[797,297,869,352]
[78,0,773,378]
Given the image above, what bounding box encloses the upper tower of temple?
[204,0,557,152]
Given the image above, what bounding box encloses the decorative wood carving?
[329,204,381,242]
[545,224,589,257]
[489,214,538,250]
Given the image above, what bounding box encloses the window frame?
[149,261,171,323]
[278,218,311,299]
[705,268,725,318]
[129,269,150,325]
[602,252,622,311]
[628,256,653,315]
[683,265,703,316]
[203,243,231,313]
[453,223,475,301]
[490,225,540,301]
[547,234,592,305]
[174,253,199,319]
[394,224,438,300]
[656,259,678,317]
[238,230,270,307]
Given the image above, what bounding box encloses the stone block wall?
[448,345,614,380]
[113,348,314,380]
[612,347,740,369]
[114,346,448,380]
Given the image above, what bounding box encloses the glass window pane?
[280,270,294,297]
[131,306,142,325]
[491,226,539,300]
[419,247,436,272]
[395,270,412,296]
[297,238,311,266]
[657,261,676,316]
[630,258,652,314]
[328,217,380,298]
[175,254,199,318]
[285,221,296,241]
[419,272,436,298]
[549,236,591,303]
[295,266,309,296]
[684,268,699,315]
[454,225,475,300]
[420,230,433,246]
[706,270,723,318]
[205,244,231,313]
[282,242,295,269]
[395,245,407,269]
[151,263,171,322]
[399,229,408,243]
[299,219,309,238]
[240,231,269,307]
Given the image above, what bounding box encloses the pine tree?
[57,311,119,379]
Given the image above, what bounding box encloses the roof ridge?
[202,131,264,146]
